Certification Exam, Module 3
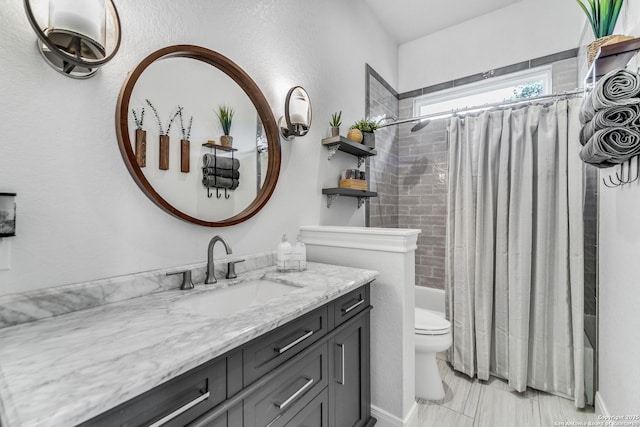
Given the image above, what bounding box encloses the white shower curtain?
[445,98,586,407]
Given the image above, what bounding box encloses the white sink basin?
[177,279,299,318]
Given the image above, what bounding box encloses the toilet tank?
[415,285,445,317]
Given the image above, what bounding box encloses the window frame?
[413,66,553,119]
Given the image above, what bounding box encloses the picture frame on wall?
[0,193,16,237]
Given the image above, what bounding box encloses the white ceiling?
[365,0,524,44]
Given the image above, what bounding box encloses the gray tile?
[421,81,456,96]
[537,392,598,426]
[399,88,423,100]
[484,376,538,399]
[473,385,540,427]
[491,61,530,79]
[413,401,474,427]
[433,361,483,418]
[530,48,579,67]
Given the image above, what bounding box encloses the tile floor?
[413,360,599,427]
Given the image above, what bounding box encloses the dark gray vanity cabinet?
[80,283,373,427]
[80,357,227,427]
[330,313,370,427]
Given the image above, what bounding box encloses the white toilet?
[415,307,452,400]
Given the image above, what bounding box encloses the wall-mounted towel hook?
[207,187,214,198]
[224,188,230,199]
[216,188,222,199]
[602,157,639,188]
[621,157,639,184]
[603,163,624,188]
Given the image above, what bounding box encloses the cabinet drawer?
[81,357,226,427]
[243,342,328,427]
[333,284,370,328]
[243,306,328,386]
[284,388,328,427]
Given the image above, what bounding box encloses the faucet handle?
[226,259,245,279]
[166,270,195,290]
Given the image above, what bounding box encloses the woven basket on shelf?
[587,35,634,65]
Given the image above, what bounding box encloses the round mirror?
[116,45,280,227]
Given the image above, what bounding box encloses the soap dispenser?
[293,235,307,271]
[277,234,292,271]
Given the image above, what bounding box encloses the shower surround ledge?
[0,261,378,427]
[300,226,421,427]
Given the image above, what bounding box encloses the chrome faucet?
[205,235,232,284]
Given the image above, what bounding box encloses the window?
[413,67,552,120]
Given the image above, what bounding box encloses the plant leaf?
[576,0,597,38]
[607,0,624,36]
[589,0,600,35]
[600,0,612,37]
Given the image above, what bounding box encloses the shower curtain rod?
[378,88,585,131]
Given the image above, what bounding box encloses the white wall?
[596,1,640,416]
[398,0,584,93]
[0,0,398,295]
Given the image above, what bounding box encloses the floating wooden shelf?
[585,37,640,84]
[202,142,238,152]
[322,136,376,166]
[322,188,377,209]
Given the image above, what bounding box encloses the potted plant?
[329,111,342,137]
[349,119,379,148]
[575,0,630,63]
[216,105,234,147]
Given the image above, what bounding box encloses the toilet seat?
[415,307,451,336]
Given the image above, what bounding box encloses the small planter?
[331,127,340,137]
[363,132,375,149]
[159,135,170,170]
[347,128,363,143]
[220,135,233,147]
[135,129,147,167]
[180,139,190,173]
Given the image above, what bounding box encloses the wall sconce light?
[279,86,312,141]
[0,194,17,238]
[24,0,121,79]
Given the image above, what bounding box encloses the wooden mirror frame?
[116,45,281,227]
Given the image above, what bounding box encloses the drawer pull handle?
[148,391,210,427]
[275,330,314,354]
[275,377,314,410]
[341,298,365,314]
[338,343,346,385]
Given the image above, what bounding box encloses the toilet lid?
[415,308,450,334]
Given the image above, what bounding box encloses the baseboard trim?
[371,402,419,427]
[405,402,419,427]
[595,392,609,416]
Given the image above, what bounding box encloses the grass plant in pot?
[330,111,342,137]
[350,119,379,148]
[575,0,630,64]
[216,105,234,147]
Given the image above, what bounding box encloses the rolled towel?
[580,104,640,144]
[580,69,640,124]
[202,154,240,170]
[579,127,640,167]
[202,175,239,190]
[202,167,240,179]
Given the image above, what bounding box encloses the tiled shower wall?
[368,58,597,300]
[396,113,449,289]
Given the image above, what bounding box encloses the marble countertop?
[0,262,378,427]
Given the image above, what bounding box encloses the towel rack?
[202,142,237,200]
